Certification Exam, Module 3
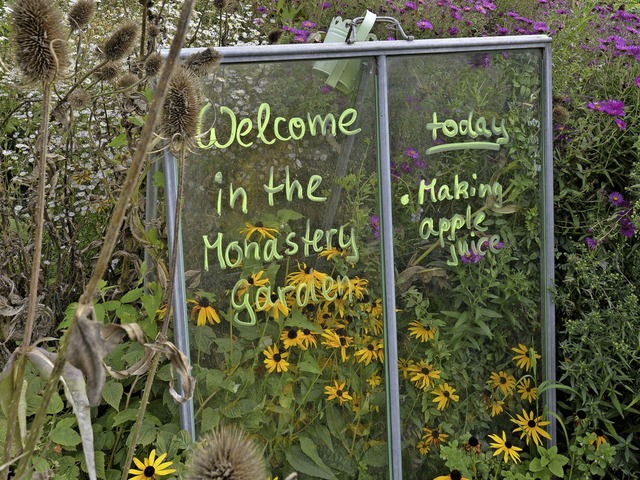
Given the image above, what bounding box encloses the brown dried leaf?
[105,347,153,379]
[145,340,194,403]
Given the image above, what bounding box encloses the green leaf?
[112,408,139,427]
[32,456,49,473]
[127,115,145,126]
[121,288,143,304]
[278,209,304,222]
[50,424,82,446]
[285,445,338,480]
[549,461,565,477]
[361,443,389,468]
[300,435,333,472]
[48,391,64,414]
[108,132,127,148]
[102,381,123,411]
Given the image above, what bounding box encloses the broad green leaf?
[32,456,49,473]
[285,445,338,480]
[112,408,139,427]
[102,381,123,411]
[361,443,389,468]
[300,435,332,472]
[278,208,304,222]
[50,424,82,446]
[549,461,565,477]
[108,132,127,148]
[121,288,143,304]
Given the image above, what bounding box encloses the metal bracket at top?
[346,16,414,44]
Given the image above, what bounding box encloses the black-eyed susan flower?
[348,277,368,300]
[398,357,414,379]
[488,371,516,396]
[408,320,436,343]
[432,383,460,411]
[422,427,448,448]
[189,296,221,326]
[324,380,352,405]
[263,344,289,373]
[286,262,327,290]
[434,470,469,480]
[129,449,176,480]
[321,328,352,362]
[407,360,441,390]
[574,409,587,427]
[517,378,538,402]
[367,372,382,389]
[590,429,607,449]
[511,343,541,371]
[354,337,384,365]
[364,312,383,335]
[319,246,346,261]
[280,327,304,349]
[416,440,430,455]
[511,409,552,446]
[234,270,269,297]
[256,292,289,321]
[299,328,317,349]
[239,221,279,240]
[487,398,505,417]
[464,436,481,455]
[488,431,522,464]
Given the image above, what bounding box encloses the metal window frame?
[158,34,554,480]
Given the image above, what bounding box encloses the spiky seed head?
[147,23,161,38]
[68,0,95,31]
[267,28,283,44]
[102,20,139,61]
[144,52,163,77]
[93,61,120,81]
[68,87,91,109]
[11,0,69,83]
[162,66,201,145]
[185,425,266,480]
[183,48,222,76]
[212,0,228,9]
[117,72,139,90]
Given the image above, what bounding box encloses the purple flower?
[370,215,380,239]
[496,25,509,35]
[620,218,636,238]
[404,1,417,10]
[256,5,267,14]
[293,35,306,43]
[586,99,625,117]
[301,20,316,29]
[405,147,419,159]
[417,19,433,30]
[533,21,549,32]
[448,27,459,35]
[615,118,627,130]
[413,158,426,169]
[585,237,597,249]
[609,191,625,206]
[319,84,333,94]
[635,75,640,87]
[322,1,331,8]
[400,161,412,173]
[461,250,482,264]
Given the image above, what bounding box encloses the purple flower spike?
[585,237,597,250]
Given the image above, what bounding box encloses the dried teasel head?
[162,66,201,146]
[93,61,120,81]
[212,0,228,9]
[11,0,69,83]
[116,72,139,90]
[147,23,161,38]
[144,52,163,78]
[68,0,95,31]
[183,48,222,76]
[101,20,139,61]
[68,87,91,109]
[184,425,266,480]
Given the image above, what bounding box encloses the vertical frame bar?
[377,54,403,480]
[541,43,556,443]
[162,149,196,439]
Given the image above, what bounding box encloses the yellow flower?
[367,372,382,388]
[511,343,541,371]
[407,360,441,390]
[408,321,436,343]
[590,429,607,450]
[398,357,414,379]
[517,378,538,402]
[234,270,269,297]
[298,327,317,349]
[511,409,552,446]
[324,380,352,405]
[256,291,289,320]
[263,344,289,373]
[189,296,221,326]
[487,398,505,417]
[422,427,448,447]
[488,431,522,464]
[239,221,279,240]
[321,328,352,362]
[319,245,347,261]
[488,371,516,396]
[416,440,430,455]
[348,277,368,300]
[286,262,327,290]
[280,327,305,349]
[434,470,469,480]
[128,449,176,480]
[432,383,459,411]
[354,337,384,365]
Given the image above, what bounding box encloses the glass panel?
[181,58,389,478]
[386,49,545,478]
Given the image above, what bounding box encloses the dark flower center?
[288,329,298,339]
[367,343,375,351]
[444,391,450,398]
[576,410,587,419]
[595,429,604,436]
[304,266,313,274]
[144,466,155,477]
[339,337,347,346]
[505,441,513,448]
[421,367,430,374]
[273,353,281,362]
[255,221,264,227]
[199,297,210,307]
[499,376,507,384]
[247,277,255,285]
[270,293,279,302]
[451,471,462,480]
[468,436,479,447]
[528,420,536,428]
[432,431,440,439]
[336,328,347,336]
[336,389,343,396]
[303,329,311,335]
